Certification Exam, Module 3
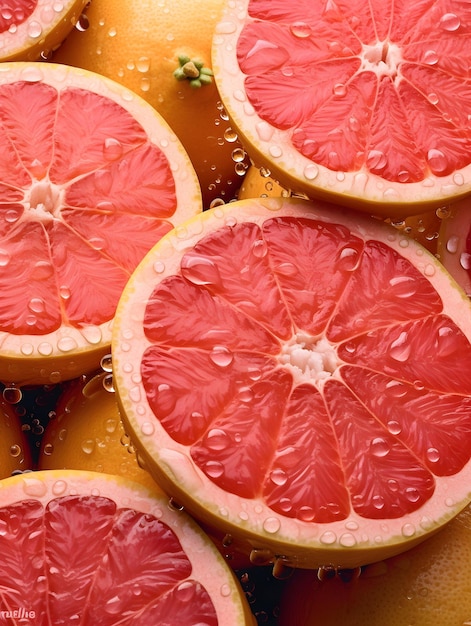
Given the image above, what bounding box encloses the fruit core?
[360,41,402,80]
[25,180,64,221]
[279,332,340,384]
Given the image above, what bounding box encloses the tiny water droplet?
[81,439,95,455]
[423,49,438,65]
[269,468,288,486]
[405,487,420,503]
[389,331,411,362]
[370,437,390,457]
[427,148,448,173]
[439,12,460,31]
[367,149,387,171]
[387,420,402,435]
[9,444,22,458]
[3,387,22,404]
[42,443,54,456]
[209,345,234,368]
[141,422,155,436]
[103,137,123,160]
[181,254,222,287]
[290,21,312,38]
[251,238,268,258]
[263,516,281,534]
[27,21,42,38]
[320,530,337,545]
[426,447,440,463]
[205,428,230,451]
[402,523,416,537]
[100,354,113,372]
[333,83,347,97]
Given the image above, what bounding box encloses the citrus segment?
[112,197,471,569]
[50,0,249,209]
[0,0,88,62]
[438,198,471,296]
[0,470,255,624]
[213,0,471,215]
[278,502,471,626]
[0,62,201,385]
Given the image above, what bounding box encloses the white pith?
[279,332,340,384]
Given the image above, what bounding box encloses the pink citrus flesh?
[0,62,201,385]
[112,197,471,569]
[0,0,89,62]
[0,469,255,624]
[213,0,471,215]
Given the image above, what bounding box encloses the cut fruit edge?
[0,62,202,385]
[212,1,471,216]
[112,196,471,569]
[0,469,255,625]
[0,0,89,62]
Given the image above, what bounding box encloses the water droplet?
[372,494,385,509]
[141,422,155,436]
[389,275,417,298]
[250,548,274,566]
[423,49,439,65]
[59,285,71,300]
[367,149,387,171]
[231,147,246,163]
[439,12,460,31]
[209,345,233,368]
[269,468,288,486]
[389,331,411,362]
[9,444,22,458]
[426,447,440,463]
[333,83,347,97]
[460,251,471,270]
[22,476,47,497]
[427,148,448,173]
[339,533,357,547]
[27,21,42,38]
[337,245,361,271]
[238,386,254,402]
[370,437,390,457]
[52,479,67,495]
[320,530,337,545]
[81,439,96,455]
[263,516,281,534]
[100,354,113,372]
[405,487,420,503]
[269,144,283,158]
[251,238,268,258]
[290,21,312,38]
[402,523,416,537]
[205,428,230,451]
[57,337,78,353]
[446,234,459,254]
[427,92,439,105]
[387,420,402,435]
[136,56,150,72]
[181,254,222,287]
[103,137,123,160]
[42,443,54,456]
[3,387,22,404]
[317,565,337,582]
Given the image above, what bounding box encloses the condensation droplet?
[387,420,402,435]
[269,468,288,486]
[52,479,67,495]
[423,49,438,65]
[209,345,234,368]
[141,422,155,436]
[405,487,421,503]
[333,83,347,97]
[251,238,268,258]
[181,254,222,287]
[290,21,312,38]
[0,249,11,266]
[263,517,281,534]
[339,533,357,547]
[439,12,460,31]
[389,331,411,362]
[426,447,440,463]
[427,148,448,173]
[103,137,124,160]
[27,21,42,38]
[402,523,416,537]
[319,530,337,545]
[3,387,22,404]
[370,437,390,457]
[205,428,230,451]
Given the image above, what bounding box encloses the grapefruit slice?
[212,0,471,216]
[278,502,471,626]
[0,469,255,624]
[112,196,471,570]
[438,198,471,297]
[0,62,201,386]
[0,0,89,62]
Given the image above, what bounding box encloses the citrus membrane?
[112,196,471,569]
[0,469,255,624]
[0,0,89,62]
[0,62,201,386]
[212,0,471,216]
[437,198,471,297]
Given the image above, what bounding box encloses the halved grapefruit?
[437,198,471,296]
[212,0,471,216]
[0,0,89,62]
[112,196,471,570]
[0,62,201,386]
[0,469,255,624]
